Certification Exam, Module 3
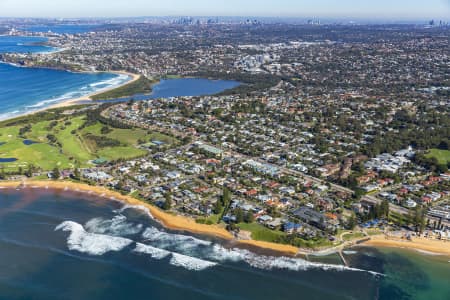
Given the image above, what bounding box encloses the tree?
[73,168,81,180]
[244,211,254,223]
[380,199,390,219]
[222,187,231,206]
[25,164,35,177]
[163,193,172,210]
[0,167,5,179]
[52,167,60,180]
[235,208,244,223]
[347,213,357,230]
[213,199,223,215]
[413,207,426,234]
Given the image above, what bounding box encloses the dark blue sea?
[0,188,448,300]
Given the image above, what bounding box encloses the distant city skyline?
[0,0,449,19]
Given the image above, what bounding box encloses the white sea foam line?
[3,72,131,119]
[141,226,383,276]
[115,204,154,220]
[55,221,133,255]
[142,227,212,254]
[133,243,171,260]
[84,215,143,236]
[133,243,217,271]
[169,252,217,271]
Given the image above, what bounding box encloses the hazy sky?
[0,0,449,19]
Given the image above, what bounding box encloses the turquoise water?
[0,189,448,300]
[0,36,239,120]
[0,36,128,120]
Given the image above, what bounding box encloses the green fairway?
[0,125,72,172]
[426,149,450,165]
[0,112,176,172]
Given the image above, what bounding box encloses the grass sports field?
[0,113,176,172]
[426,149,450,165]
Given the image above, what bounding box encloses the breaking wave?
[84,215,143,236]
[55,221,133,255]
[133,243,217,271]
[114,204,154,219]
[56,212,383,275]
[134,243,171,260]
[140,226,382,275]
[169,253,218,271]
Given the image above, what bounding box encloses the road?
[103,105,416,218]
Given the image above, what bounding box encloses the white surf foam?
[142,227,212,254]
[169,252,217,271]
[140,227,382,275]
[115,204,154,219]
[84,215,143,236]
[55,221,133,255]
[134,242,171,260]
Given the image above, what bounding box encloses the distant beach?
[47,71,140,109]
[0,35,136,121]
[0,62,135,121]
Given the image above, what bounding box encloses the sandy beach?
[1,180,449,257]
[360,234,450,256]
[48,71,141,109]
[0,180,300,255]
[0,71,141,122]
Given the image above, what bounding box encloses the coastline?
[0,180,299,255]
[1,179,449,257]
[47,71,141,109]
[358,234,450,256]
[0,69,141,122]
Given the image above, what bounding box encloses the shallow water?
[0,189,382,300]
[0,189,448,300]
[0,36,129,120]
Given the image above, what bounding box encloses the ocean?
[0,36,129,120]
[0,189,448,300]
[0,36,240,121]
[22,24,101,35]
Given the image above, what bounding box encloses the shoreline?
[47,70,141,109]
[0,180,299,256]
[1,180,449,257]
[357,234,450,256]
[0,68,141,122]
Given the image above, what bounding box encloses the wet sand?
[1,71,141,122]
[0,180,299,255]
[360,234,450,256]
[48,71,141,109]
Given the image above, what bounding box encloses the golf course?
[0,106,177,173]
